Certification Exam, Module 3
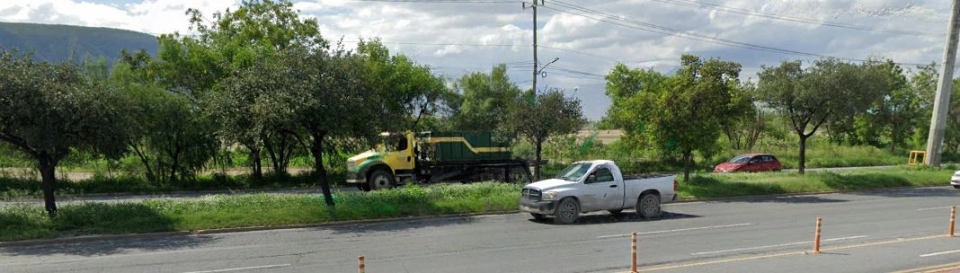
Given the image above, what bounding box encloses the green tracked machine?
[345,131,533,191]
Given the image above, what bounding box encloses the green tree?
[121,0,327,178]
[451,64,522,131]
[356,38,452,133]
[650,55,742,181]
[0,50,133,215]
[758,58,877,174]
[600,63,669,151]
[503,88,586,180]
[258,44,378,208]
[862,60,921,152]
[723,82,763,150]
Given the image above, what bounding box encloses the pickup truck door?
[584,166,623,211]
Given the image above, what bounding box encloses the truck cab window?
[594,167,614,182]
[396,136,408,151]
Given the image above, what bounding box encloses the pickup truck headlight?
[542,190,559,201]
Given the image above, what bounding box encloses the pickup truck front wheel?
[554,198,580,224]
[637,193,662,220]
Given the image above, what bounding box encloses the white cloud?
[0,0,956,120]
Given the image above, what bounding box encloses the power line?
[342,0,518,3]
[547,0,936,67]
[647,0,941,38]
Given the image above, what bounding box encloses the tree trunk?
[131,144,156,183]
[38,155,58,216]
[169,145,182,183]
[798,135,809,175]
[534,136,543,181]
[310,131,334,207]
[247,145,263,180]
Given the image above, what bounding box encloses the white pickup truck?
[519,160,679,224]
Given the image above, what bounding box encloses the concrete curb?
[0,210,519,247]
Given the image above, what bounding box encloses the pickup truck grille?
[522,188,541,201]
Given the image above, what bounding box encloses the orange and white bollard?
[813,217,822,254]
[358,255,365,273]
[631,232,638,273]
[950,206,956,237]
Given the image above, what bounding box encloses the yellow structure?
[908,150,926,165]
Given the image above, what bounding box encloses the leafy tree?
[601,63,669,150]
[0,49,132,215]
[356,38,452,133]
[256,44,378,208]
[121,0,326,178]
[503,88,586,180]
[450,64,522,131]
[945,79,960,155]
[758,58,880,174]
[861,60,921,152]
[650,55,742,181]
[723,82,764,150]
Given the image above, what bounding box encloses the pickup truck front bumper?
[519,199,557,215]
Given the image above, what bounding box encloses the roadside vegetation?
[2,166,955,242]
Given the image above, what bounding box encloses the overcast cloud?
[0,0,954,120]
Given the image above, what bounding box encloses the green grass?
[679,166,956,200]
[0,182,521,241]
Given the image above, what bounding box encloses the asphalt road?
[2,186,959,273]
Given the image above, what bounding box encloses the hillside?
[0,22,158,64]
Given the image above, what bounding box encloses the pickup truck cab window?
[593,167,615,183]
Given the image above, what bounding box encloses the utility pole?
[523,0,544,95]
[925,0,960,167]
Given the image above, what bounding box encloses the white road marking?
[596,223,753,239]
[182,264,291,273]
[917,206,957,211]
[920,249,960,258]
[690,235,868,256]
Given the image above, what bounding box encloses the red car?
[714,153,783,173]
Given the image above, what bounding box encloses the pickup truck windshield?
[557,162,592,181]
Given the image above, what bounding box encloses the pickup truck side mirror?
[586,174,597,183]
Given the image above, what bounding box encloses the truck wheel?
[636,193,662,220]
[554,198,580,224]
[368,170,395,190]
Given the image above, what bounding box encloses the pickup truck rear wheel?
[554,198,580,224]
[637,193,662,220]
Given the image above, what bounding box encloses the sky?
[0,0,955,120]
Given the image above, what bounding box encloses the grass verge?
[0,182,521,241]
[681,166,956,199]
[1,166,956,242]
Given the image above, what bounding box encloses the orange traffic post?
[631,232,638,273]
[950,206,956,237]
[358,255,365,273]
[813,217,822,254]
